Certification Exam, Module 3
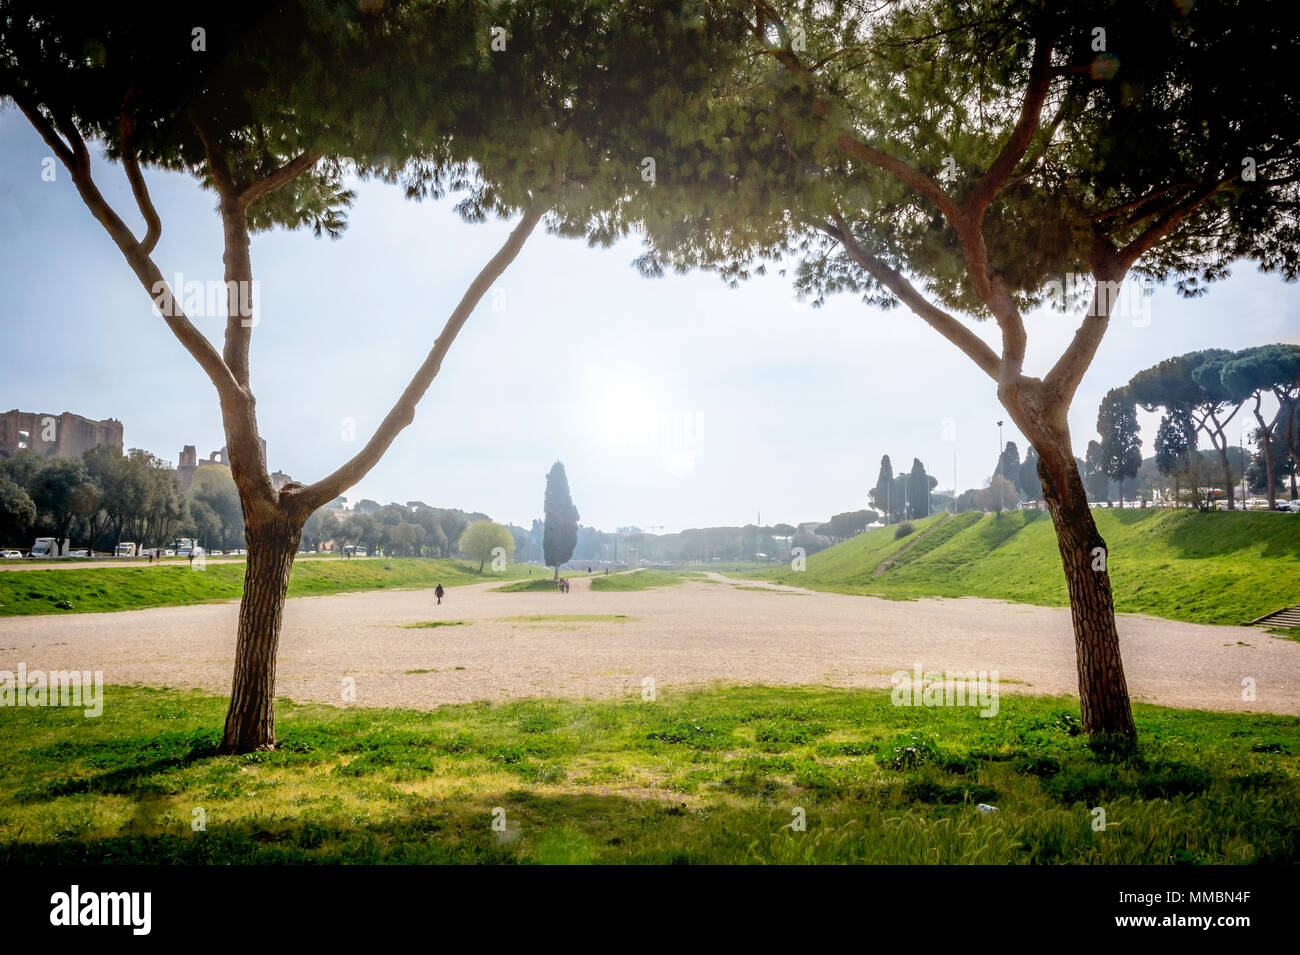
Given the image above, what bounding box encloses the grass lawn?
[753,509,1300,626]
[0,558,530,617]
[491,570,600,593]
[492,578,563,593]
[1,685,1295,864]
[589,570,686,592]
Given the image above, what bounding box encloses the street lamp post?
[1240,431,1247,508]
[995,420,1005,511]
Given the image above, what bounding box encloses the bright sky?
[2,113,1297,531]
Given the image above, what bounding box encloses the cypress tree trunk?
[1036,439,1137,736]
[219,514,302,754]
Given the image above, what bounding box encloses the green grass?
[753,510,1300,626]
[403,620,472,629]
[589,570,686,592]
[1,684,1296,864]
[492,578,564,593]
[0,558,529,617]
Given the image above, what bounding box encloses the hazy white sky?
[2,113,1297,531]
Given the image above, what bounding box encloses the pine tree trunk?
[1251,400,1277,509]
[219,516,302,754]
[1036,439,1137,737]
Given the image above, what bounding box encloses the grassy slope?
[755,510,1300,626]
[0,558,530,617]
[1,685,1295,864]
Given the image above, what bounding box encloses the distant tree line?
[0,447,521,559]
[1127,344,1300,509]
[869,455,940,523]
[1,447,189,551]
[301,501,486,559]
[935,343,1299,515]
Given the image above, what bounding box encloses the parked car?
[161,549,176,557]
[1277,500,1300,513]
[67,549,89,558]
[1,549,22,559]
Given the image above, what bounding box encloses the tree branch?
[823,214,1001,381]
[1089,183,1184,224]
[966,32,1056,220]
[119,106,162,256]
[835,134,964,224]
[298,206,548,511]
[1042,259,1127,405]
[194,120,239,199]
[239,150,323,210]
[194,121,260,387]
[11,96,77,170]
[1117,175,1236,267]
[749,2,965,225]
[12,92,240,402]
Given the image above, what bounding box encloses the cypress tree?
[543,461,580,579]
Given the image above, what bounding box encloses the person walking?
[434,583,445,606]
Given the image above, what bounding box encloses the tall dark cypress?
[872,455,894,524]
[543,461,579,579]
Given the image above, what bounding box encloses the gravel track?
[1,575,1295,716]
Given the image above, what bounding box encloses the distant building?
[176,439,291,491]
[0,409,123,459]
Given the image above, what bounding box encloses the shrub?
[894,522,916,539]
[876,733,941,771]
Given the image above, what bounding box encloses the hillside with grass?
[753,510,1300,626]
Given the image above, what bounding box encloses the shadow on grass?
[18,737,223,802]
[1155,510,1300,560]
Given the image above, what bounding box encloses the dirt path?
[1,576,1296,716]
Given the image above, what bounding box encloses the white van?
[28,538,59,558]
[115,542,138,558]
